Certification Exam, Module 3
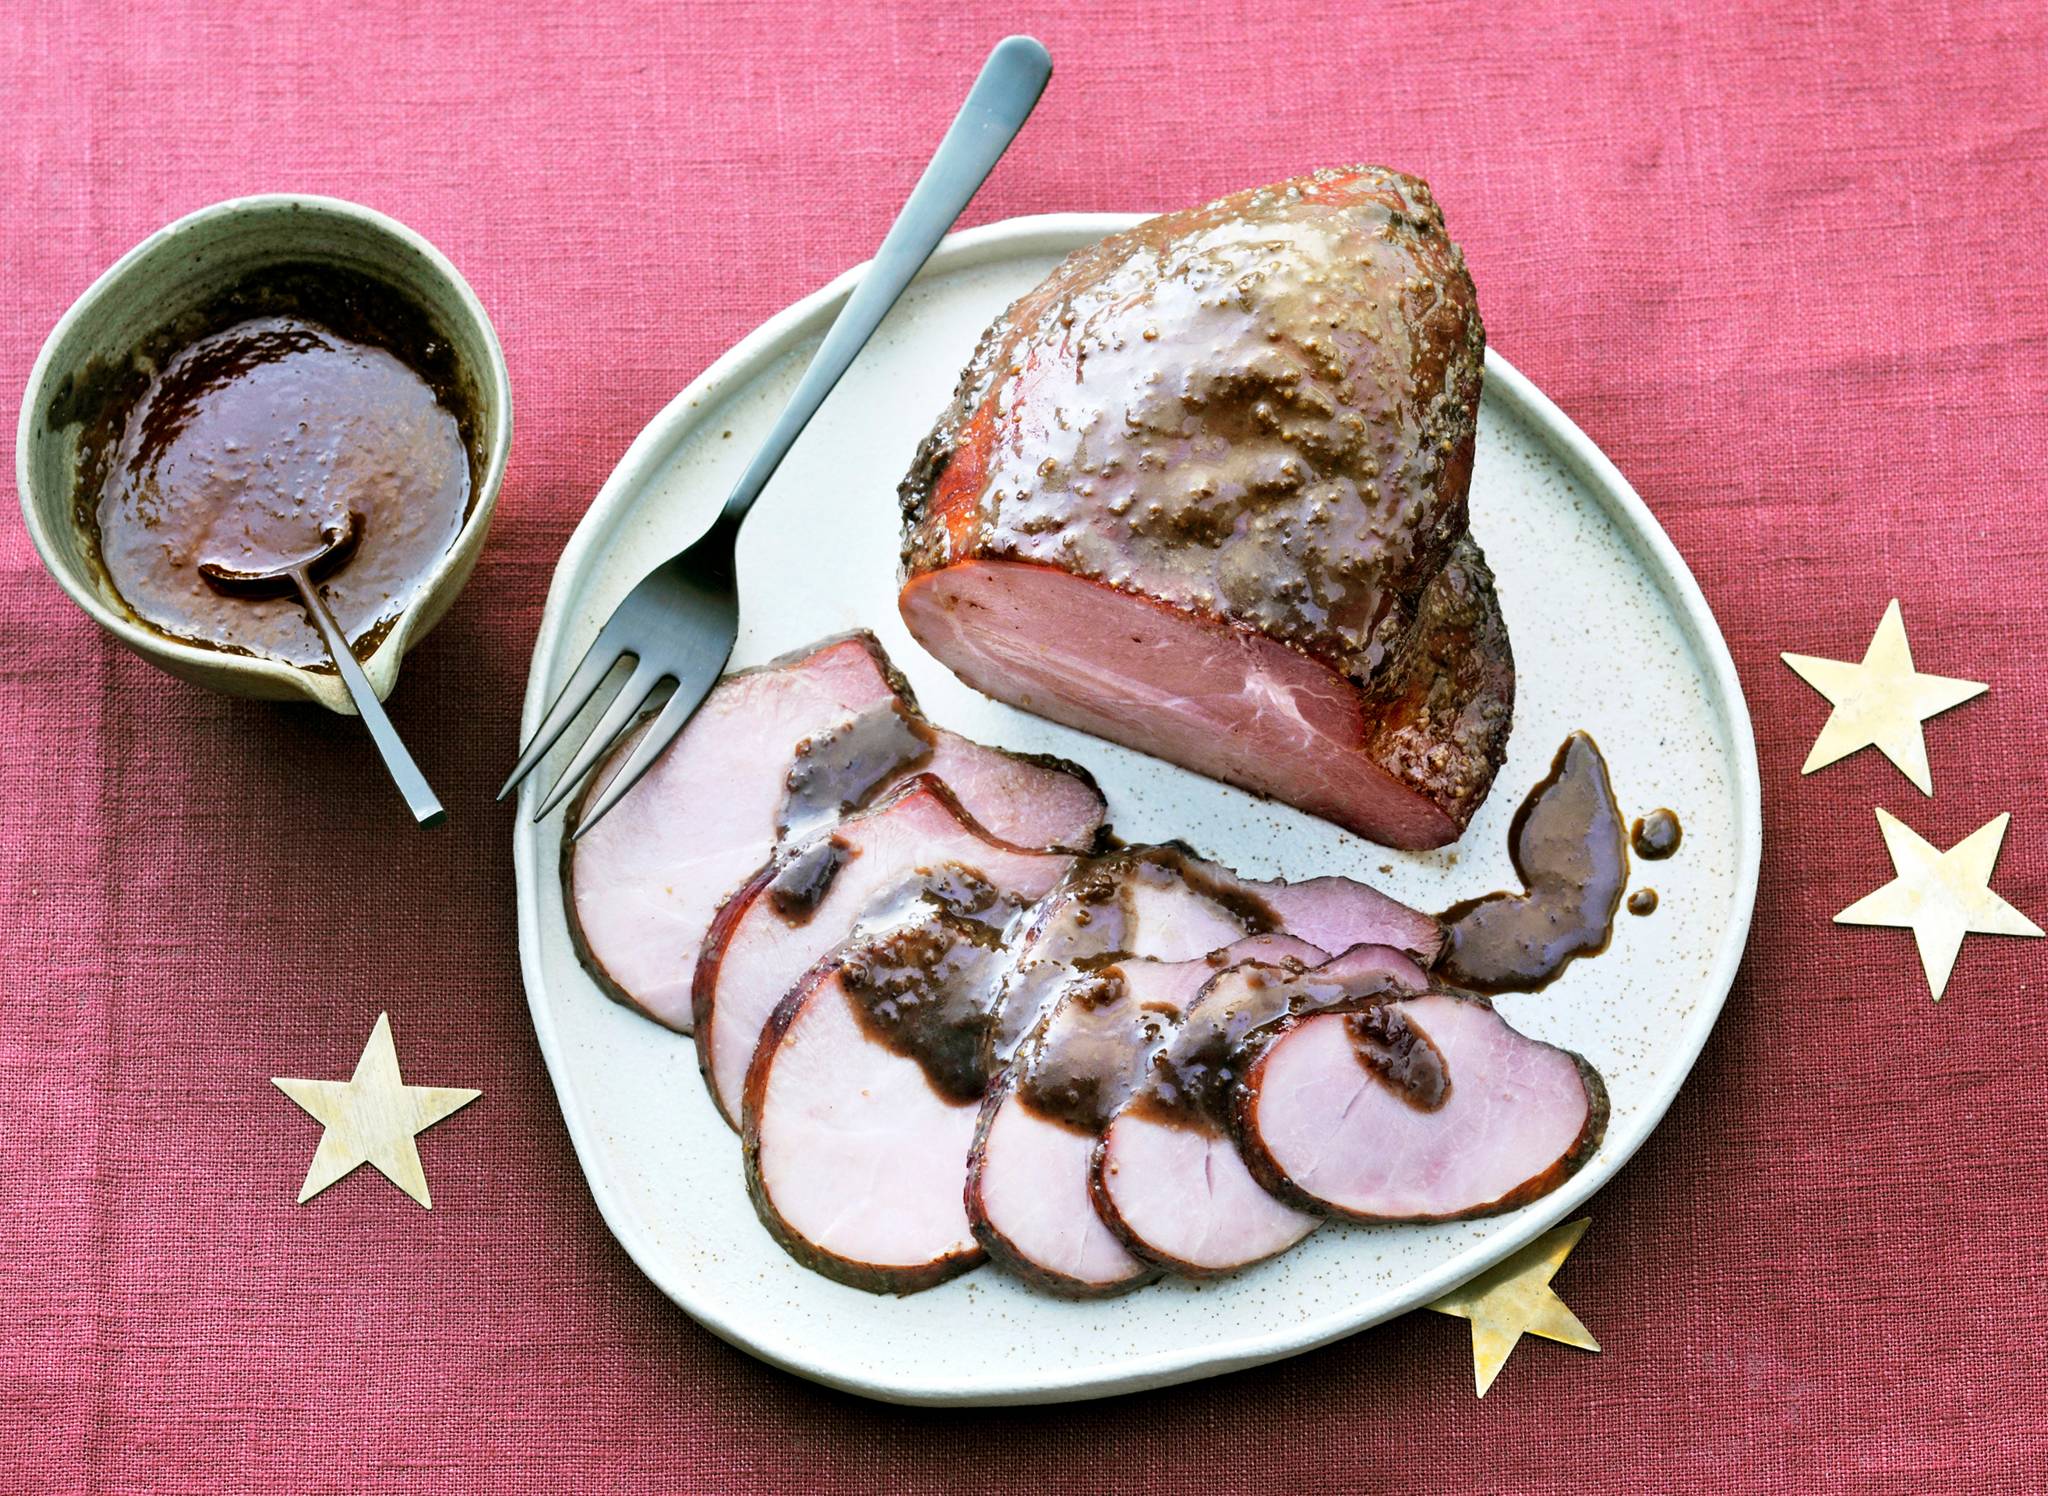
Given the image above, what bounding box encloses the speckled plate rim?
[511,213,1762,1405]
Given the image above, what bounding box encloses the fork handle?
[718,35,1052,527]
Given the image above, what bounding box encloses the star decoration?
[273,1012,480,1207]
[1835,809,2041,1000]
[1428,1217,1599,1396]
[1781,599,1986,794]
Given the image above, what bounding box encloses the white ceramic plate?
[512,214,1761,1406]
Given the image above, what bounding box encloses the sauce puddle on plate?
[1437,731,1629,993]
[1632,808,1683,860]
[1438,733,1687,987]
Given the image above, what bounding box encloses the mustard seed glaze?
[1347,1005,1450,1111]
[1437,732,1629,992]
[1139,961,1428,1126]
[989,847,1279,1063]
[766,836,852,924]
[71,265,478,668]
[838,864,1031,1102]
[1014,967,1165,1131]
[903,167,1484,684]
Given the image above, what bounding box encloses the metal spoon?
[199,514,445,827]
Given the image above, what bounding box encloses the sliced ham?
[564,631,1103,1033]
[987,844,1439,1069]
[743,960,984,1294]
[1236,862,1442,966]
[743,871,1047,1294]
[921,728,1107,854]
[968,934,1325,1296]
[1093,1109,1320,1277]
[695,776,1074,1125]
[1236,991,1606,1221]
[898,168,1512,849]
[1093,946,1430,1277]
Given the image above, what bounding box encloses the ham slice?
[1092,946,1430,1277]
[1237,991,1606,1220]
[742,860,1063,1294]
[564,632,1103,1033]
[743,961,985,1294]
[898,168,1512,849]
[695,777,1074,1126]
[968,934,1324,1296]
[961,847,1436,1291]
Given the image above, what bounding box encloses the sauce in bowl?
[70,265,478,669]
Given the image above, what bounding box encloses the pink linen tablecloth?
[3,1,2045,1490]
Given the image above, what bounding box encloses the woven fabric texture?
[3,1,2044,1490]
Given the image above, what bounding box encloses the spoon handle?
[718,34,1052,526]
[291,568,446,828]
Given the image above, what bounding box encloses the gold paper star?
[273,1012,480,1207]
[1835,809,2041,1000]
[1428,1218,1599,1396]
[1781,599,1986,794]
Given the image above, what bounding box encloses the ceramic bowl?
[15,194,512,711]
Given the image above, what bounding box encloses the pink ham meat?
[1237,991,1606,1221]
[741,860,1066,1294]
[563,631,1103,1032]
[1093,945,1431,1277]
[967,934,1325,1296]
[743,960,987,1294]
[898,167,1512,850]
[696,777,1074,1126]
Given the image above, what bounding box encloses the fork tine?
[534,659,667,819]
[498,631,627,801]
[566,658,722,840]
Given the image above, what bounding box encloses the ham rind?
[563,631,1104,1034]
[1092,946,1430,1277]
[899,168,1512,850]
[1237,992,1606,1221]
[695,777,1074,1126]
[743,962,983,1294]
[968,934,1325,1297]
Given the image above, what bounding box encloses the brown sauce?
[838,863,1030,1103]
[1627,888,1659,917]
[778,704,933,839]
[1631,809,1683,860]
[1437,732,1627,993]
[1139,961,1417,1128]
[1139,966,1295,1127]
[1015,968,1165,1131]
[988,845,1278,1063]
[66,264,478,669]
[1348,1006,1449,1111]
[766,836,852,924]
